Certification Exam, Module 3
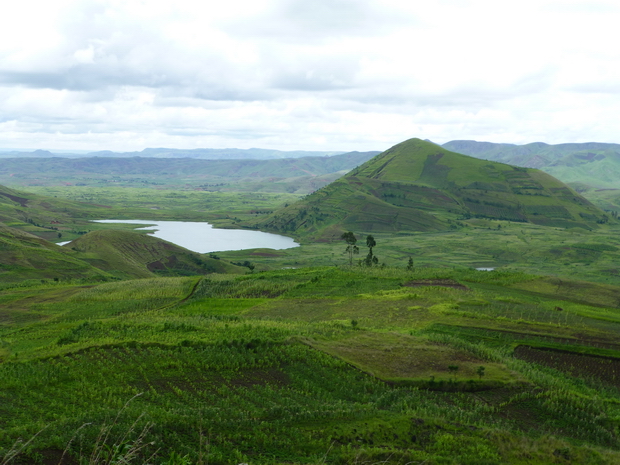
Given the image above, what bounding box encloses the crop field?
[2,266,620,464]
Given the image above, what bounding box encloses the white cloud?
[0,0,619,151]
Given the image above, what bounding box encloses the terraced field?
[2,267,620,464]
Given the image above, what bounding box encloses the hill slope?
[0,183,116,241]
[68,230,245,279]
[257,139,609,240]
[443,140,620,188]
[0,222,111,282]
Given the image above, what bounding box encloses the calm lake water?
[91,220,299,253]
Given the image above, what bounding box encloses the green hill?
[443,140,620,189]
[67,229,246,279]
[257,138,609,240]
[0,222,245,283]
[0,183,114,242]
[0,183,247,281]
[0,222,111,283]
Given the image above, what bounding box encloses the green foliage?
[341,231,359,265]
[363,234,379,267]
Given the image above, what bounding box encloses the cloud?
[0,0,620,151]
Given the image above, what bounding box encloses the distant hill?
[0,184,247,281]
[257,138,609,240]
[0,222,110,282]
[67,230,244,279]
[0,151,380,192]
[0,147,345,160]
[0,183,116,242]
[0,222,244,282]
[443,140,620,189]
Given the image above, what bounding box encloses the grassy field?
[2,266,620,464]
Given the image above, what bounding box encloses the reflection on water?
[89,220,299,253]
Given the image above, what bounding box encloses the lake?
[90,220,299,254]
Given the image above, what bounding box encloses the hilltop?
[257,138,609,240]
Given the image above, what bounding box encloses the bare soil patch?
[514,345,620,388]
[402,279,468,290]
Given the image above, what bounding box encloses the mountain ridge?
[0,151,380,192]
[0,147,346,160]
[443,140,620,188]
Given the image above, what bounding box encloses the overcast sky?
[1,0,619,152]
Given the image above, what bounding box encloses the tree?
[341,232,359,265]
[363,235,378,266]
[406,257,414,271]
[476,366,486,379]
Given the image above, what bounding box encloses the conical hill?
[257,138,609,240]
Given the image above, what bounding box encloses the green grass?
[2,266,620,463]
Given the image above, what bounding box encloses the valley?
[1,139,620,464]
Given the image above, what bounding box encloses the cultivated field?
[2,266,620,464]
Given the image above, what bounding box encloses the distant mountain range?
[0,151,380,193]
[4,140,620,190]
[443,140,620,189]
[0,147,345,160]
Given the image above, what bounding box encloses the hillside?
[0,221,246,282]
[0,222,111,283]
[3,266,620,463]
[0,183,118,242]
[67,229,246,279]
[258,138,609,240]
[0,183,248,281]
[443,140,620,189]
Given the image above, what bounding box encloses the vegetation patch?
[310,331,518,388]
[402,279,469,290]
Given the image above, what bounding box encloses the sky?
[1,0,619,152]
